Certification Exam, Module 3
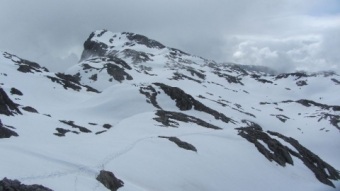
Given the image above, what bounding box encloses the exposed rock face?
[296,99,340,111]
[213,71,244,85]
[0,88,22,116]
[0,126,18,138]
[3,52,49,73]
[296,80,307,86]
[121,49,153,64]
[236,120,340,188]
[0,177,52,191]
[154,110,221,130]
[47,73,100,93]
[10,88,23,96]
[275,72,308,80]
[105,63,133,83]
[80,32,109,61]
[96,170,124,191]
[124,32,165,49]
[103,124,112,129]
[139,86,162,109]
[270,114,290,123]
[22,106,39,113]
[268,131,340,188]
[187,68,206,80]
[236,120,294,167]
[59,120,92,133]
[54,127,79,137]
[331,78,340,85]
[159,136,197,152]
[153,83,235,124]
[171,73,202,84]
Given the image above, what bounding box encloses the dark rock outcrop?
[80,32,109,61]
[171,72,202,84]
[275,72,308,80]
[22,106,39,113]
[139,86,162,109]
[53,127,79,137]
[96,170,124,191]
[159,136,197,152]
[296,80,307,86]
[154,110,221,130]
[124,32,165,49]
[153,83,235,124]
[236,120,340,188]
[0,126,18,138]
[268,131,340,188]
[10,88,23,96]
[331,78,340,85]
[59,120,91,133]
[236,120,294,167]
[103,124,112,129]
[0,88,22,116]
[270,114,290,123]
[121,49,153,64]
[296,99,340,111]
[187,68,206,80]
[3,52,49,74]
[213,71,244,85]
[0,177,52,191]
[105,63,133,83]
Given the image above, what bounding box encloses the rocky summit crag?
[0,29,339,191]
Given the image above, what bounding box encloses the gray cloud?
[0,0,339,73]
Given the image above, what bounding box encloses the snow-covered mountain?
[1,29,340,191]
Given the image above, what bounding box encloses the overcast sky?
[0,0,339,73]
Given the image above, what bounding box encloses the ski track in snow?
[12,129,216,189]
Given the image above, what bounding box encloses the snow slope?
[0,30,340,191]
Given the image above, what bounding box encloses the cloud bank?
[0,0,339,73]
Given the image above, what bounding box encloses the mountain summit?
[0,29,340,190]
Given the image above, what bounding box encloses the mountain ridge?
[0,29,339,190]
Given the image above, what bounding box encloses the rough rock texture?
[10,88,23,96]
[0,126,19,138]
[3,52,48,74]
[154,110,221,130]
[103,124,112,129]
[318,113,340,130]
[235,120,294,167]
[171,73,202,84]
[153,83,235,124]
[296,99,340,111]
[139,86,162,109]
[213,71,244,85]
[275,72,308,80]
[159,136,197,152]
[296,80,308,86]
[53,127,79,137]
[124,32,165,49]
[47,73,100,93]
[80,32,109,61]
[59,120,91,133]
[268,131,340,188]
[22,106,39,113]
[236,120,340,188]
[0,88,22,116]
[187,68,206,79]
[96,170,124,191]
[270,114,290,123]
[121,49,153,64]
[0,177,52,191]
[104,63,133,83]
[331,78,340,85]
